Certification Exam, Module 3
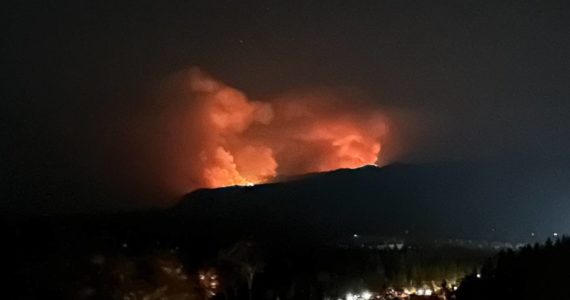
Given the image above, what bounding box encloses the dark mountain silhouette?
[172,162,534,242]
[10,160,564,257]
[172,155,570,243]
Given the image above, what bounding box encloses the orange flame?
[187,68,386,189]
[121,68,388,200]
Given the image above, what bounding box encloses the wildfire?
[127,67,388,198]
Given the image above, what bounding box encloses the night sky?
[2,0,570,225]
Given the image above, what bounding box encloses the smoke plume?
[107,68,388,204]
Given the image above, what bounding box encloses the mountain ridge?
[172,160,566,242]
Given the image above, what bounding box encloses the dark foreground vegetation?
[456,236,570,300]
[7,212,490,300]
[5,206,568,300]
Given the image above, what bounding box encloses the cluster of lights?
[402,285,454,297]
[402,288,433,296]
[342,279,469,300]
[342,282,470,300]
[416,288,433,296]
[199,270,219,298]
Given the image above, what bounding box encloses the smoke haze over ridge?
[3,1,570,216]
[97,68,388,205]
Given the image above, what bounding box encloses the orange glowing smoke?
[123,68,388,200]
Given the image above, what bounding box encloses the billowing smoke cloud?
[105,68,388,205]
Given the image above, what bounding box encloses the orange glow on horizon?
[192,68,386,189]
[132,67,389,197]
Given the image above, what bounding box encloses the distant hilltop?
[174,162,562,243]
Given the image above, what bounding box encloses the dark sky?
[2,0,570,216]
